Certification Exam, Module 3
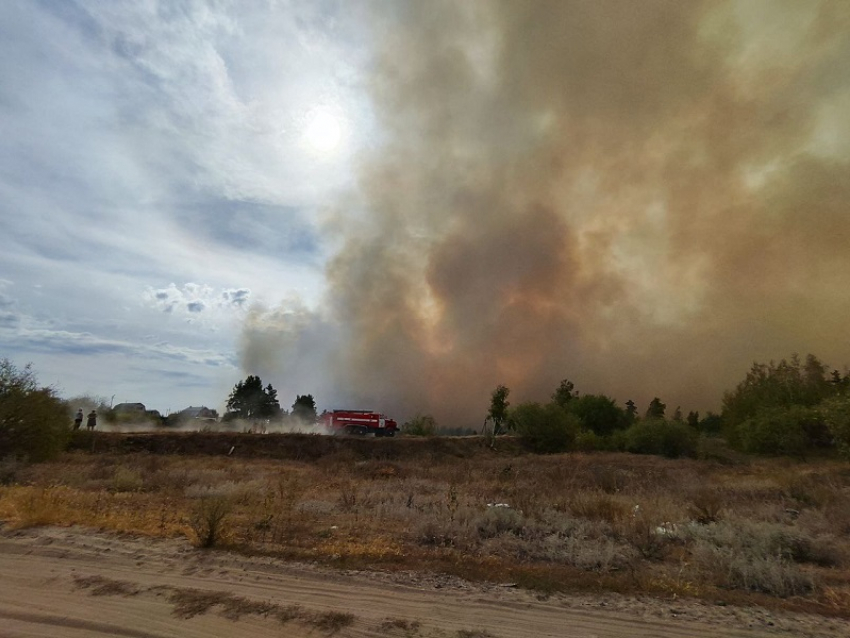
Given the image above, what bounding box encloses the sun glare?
[303,107,343,154]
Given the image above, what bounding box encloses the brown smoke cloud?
[242,0,850,427]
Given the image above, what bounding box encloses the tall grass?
[1,448,848,615]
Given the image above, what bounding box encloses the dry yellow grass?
[2,434,849,618]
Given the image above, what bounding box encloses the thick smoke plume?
[242,0,850,427]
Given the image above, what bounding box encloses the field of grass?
[1,431,849,618]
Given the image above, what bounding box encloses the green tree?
[722,354,833,429]
[510,402,579,454]
[722,354,841,453]
[225,375,281,420]
[829,369,849,393]
[698,412,723,436]
[569,394,627,436]
[0,359,70,461]
[645,397,666,419]
[488,385,510,435]
[624,400,638,424]
[265,384,280,415]
[820,395,850,458]
[551,379,577,409]
[291,394,317,423]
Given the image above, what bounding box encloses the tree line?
[223,374,317,424]
[2,353,849,462]
[478,353,850,458]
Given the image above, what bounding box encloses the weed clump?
[189,496,232,548]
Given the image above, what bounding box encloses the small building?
[114,402,146,414]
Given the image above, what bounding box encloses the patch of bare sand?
[0,525,847,638]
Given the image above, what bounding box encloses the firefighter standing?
[73,409,84,430]
[86,410,97,430]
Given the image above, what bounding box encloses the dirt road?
[0,526,846,638]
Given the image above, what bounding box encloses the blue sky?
[1,0,371,412]
[3,1,849,425]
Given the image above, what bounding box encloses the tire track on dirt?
[1,527,847,638]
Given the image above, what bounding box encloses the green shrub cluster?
[722,354,848,456]
[487,352,849,459]
[734,406,818,457]
[622,418,698,458]
[0,359,70,462]
[509,402,579,453]
[819,395,850,459]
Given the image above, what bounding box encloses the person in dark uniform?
[73,408,84,430]
[86,410,97,430]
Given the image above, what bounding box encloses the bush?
[696,436,742,465]
[734,406,818,457]
[623,418,697,458]
[692,543,813,597]
[0,359,70,462]
[189,496,233,548]
[575,430,603,452]
[820,395,850,458]
[697,412,724,436]
[607,429,628,452]
[510,402,579,454]
[568,394,627,436]
[687,488,725,524]
[402,414,437,437]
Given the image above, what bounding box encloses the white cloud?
[143,283,252,321]
[0,1,371,408]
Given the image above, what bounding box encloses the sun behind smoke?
[303,107,343,154]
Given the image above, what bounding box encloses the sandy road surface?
[0,527,847,638]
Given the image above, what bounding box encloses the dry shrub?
[682,516,843,594]
[823,586,850,614]
[486,529,633,572]
[782,473,841,508]
[379,617,422,634]
[474,506,525,539]
[414,517,459,547]
[691,542,813,597]
[413,505,479,548]
[588,465,628,494]
[352,460,404,480]
[824,494,850,535]
[696,436,744,465]
[338,479,359,512]
[111,466,144,493]
[568,491,629,524]
[310,610,355,633]
[617,512,673,561]
[74,575,140,597]
[189,496,233,548]
[687,487,725,524]
[240,474,310,545]
[168,587,276,620]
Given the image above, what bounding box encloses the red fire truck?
[320,410,398,436]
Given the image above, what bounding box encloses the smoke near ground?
[241,1,850,427]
